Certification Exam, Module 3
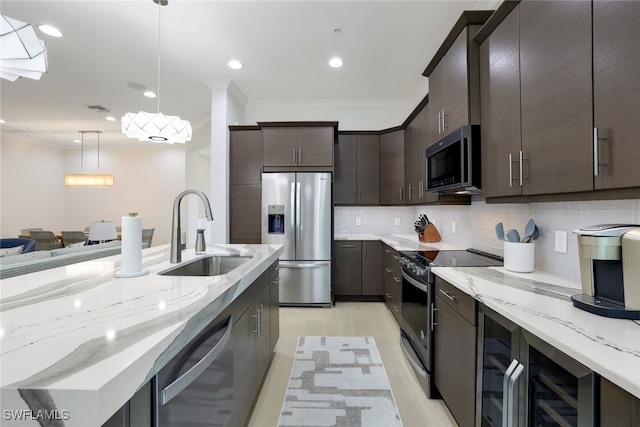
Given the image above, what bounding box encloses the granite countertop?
[0,243,283,427]
[334,233,465,251]
[432,266,640,399]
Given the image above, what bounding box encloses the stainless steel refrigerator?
[262,172,332,306]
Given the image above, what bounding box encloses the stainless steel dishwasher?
[155,314,233,426]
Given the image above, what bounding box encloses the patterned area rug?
[277,336,403,427]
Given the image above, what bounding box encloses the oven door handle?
[401,269,428,293]
[400,333,427,379]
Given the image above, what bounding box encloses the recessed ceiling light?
[329,57,344,68]
[73,139,82,143]
[105,116,117,122]
[228,60,243,70]
[0,119,5,124]
[38,25,62,38]
[143,91,157,98]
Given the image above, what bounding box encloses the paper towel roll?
[116,214,149,278]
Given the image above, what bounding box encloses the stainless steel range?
[399,248,503,398]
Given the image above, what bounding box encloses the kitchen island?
[0,243,283,427]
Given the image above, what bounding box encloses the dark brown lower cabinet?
[600,377,640,426]
[382,244,402,324]
[362,241,382,295]
[334,241,363,296]
[433,276,477,427]
[334,241,382,298]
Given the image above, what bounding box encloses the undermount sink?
[158,255,252,277]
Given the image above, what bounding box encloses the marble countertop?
[334,233,465,251]
[432,266,640,399]
[0,243,283,427]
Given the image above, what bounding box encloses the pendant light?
[0,15,48,81]
[64,131,114,187]
[121,0,192,144]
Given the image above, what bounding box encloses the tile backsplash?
[335,198,640,283]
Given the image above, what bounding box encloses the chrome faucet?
[170,190,214,263]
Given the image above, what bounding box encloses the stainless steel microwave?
[425,125,481,194]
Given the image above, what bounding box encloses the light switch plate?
[394,217,400,226]
[555,230,568,253]
[355,217,361,226]
[451,221,456,233]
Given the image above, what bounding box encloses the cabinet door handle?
[259,304,264,335]
[593,127,599,177]
[160,315,233,405]
[430,303,437,331]
[509,153,513,187]
[385,293,392,299]
[593,127,607,176]
[519,150,524,187]
[394,305,401,313]
[437,111,442,134]
[393,276,401,283]
[439,289,456,301]
[400,186,404,202]
[502,360,519,427]
[408,184,413,200]
[298,148,302,164]
[358,188,362,202]
[340,244,356,248]
[385,268,392,273]
[441,109,446,133]
[292,148,296,164]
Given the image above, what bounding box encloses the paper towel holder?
[115,213,150,278]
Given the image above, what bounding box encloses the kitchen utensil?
[495,223,505,241]
[506,229,521,243]
[522,219,536,243]
[532,226,540,240]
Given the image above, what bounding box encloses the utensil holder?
[419,223,441,243]
[504,241,535,273]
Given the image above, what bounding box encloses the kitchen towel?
[116,213,149,277]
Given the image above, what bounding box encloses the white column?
[205,79,247,243]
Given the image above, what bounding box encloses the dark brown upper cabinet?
[261,124,335,168]
[593,0,640,190]
[519,0,593,196]
[230,128,262,185]
[478,0,639,201]
[334,133,380,205]
[479,5,523,198]
[404,101,431,204]
[379,129,405,205]
[423,11,491,147]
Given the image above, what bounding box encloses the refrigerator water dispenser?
[268,205,285,234]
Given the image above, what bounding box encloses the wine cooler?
[476,306,596,426]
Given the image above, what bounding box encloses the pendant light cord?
[80,131,84,174]
[156,0,161,114]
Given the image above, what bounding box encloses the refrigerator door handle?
[295,181,301,253]
[280,261,331,268]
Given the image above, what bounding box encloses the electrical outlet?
[555,230,568,253]
[355,217,361,226]
[394,217,400,226]
[451,221,456,233]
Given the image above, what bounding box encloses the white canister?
[503,241,535,273]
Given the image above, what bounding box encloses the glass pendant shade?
[0,15,48,81]
[121,111,192,144]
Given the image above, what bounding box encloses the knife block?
[419,223,441,243]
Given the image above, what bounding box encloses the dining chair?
[20,227,43,235]
[29,231,63,251]
[61,231,88,246]
[142,228,155,248]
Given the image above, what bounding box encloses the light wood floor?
[248,302,458,427]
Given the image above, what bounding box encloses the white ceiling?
[0,0,500,147]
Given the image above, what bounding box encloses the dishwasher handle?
[161,315,233,405]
